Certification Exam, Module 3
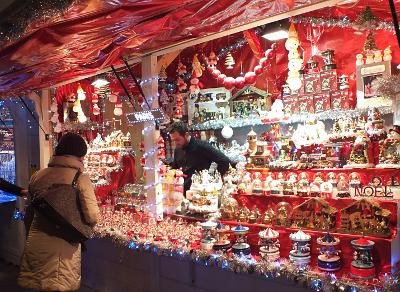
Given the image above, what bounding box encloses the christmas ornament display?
[289,230,311,266]
[231,224,251,256]
[285,23,303,92]
[206,44,276,90]
[350,237,375,279]
[317,233,341,271]
[258,228,280,261]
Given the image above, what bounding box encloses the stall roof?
[0,0,397,95]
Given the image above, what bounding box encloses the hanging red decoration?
[206,43,276,90]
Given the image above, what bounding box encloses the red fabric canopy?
[0,0,313,95]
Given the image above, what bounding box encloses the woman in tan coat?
[18,132,100,291]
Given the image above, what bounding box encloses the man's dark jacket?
[170,137,231,193]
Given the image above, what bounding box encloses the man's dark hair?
[169,121,189,136]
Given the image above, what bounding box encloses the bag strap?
[72,171,81,188]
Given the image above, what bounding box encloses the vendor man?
[167,121,231,193]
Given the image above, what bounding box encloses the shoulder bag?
[32,171,94,243]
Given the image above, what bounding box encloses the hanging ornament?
[72,98,82,112]
[92,93,99,104]
[109,93,118,103]
[114,103,123,116]
[206,43,276,90]
[93,103,100,116]
[192,54,205,78]
[176,62,187,76]
[177,77,187,92]
[159,65,168,82]
[139,140,145,152]
[50,102,58,113]
[207,51,218,70]
[285,23,303,92]
[77,84,86,100]
[50,113,59,124]
[221,125,233,139]
[225,52,235,69]
[54,122,62,133]
[189,71,201,95]
[140,156,146,167]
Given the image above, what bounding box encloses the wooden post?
[142,55,163,220]
[29,89,52,169]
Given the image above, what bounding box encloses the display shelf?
[189,106,393,131]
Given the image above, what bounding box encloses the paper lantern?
[221,125,233,139]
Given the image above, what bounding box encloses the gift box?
[282,94,299,115]
[298,94,315,113]
[320,69,338,91]
[304,73,321,94]
[331,90,350,110]
[314,92,331,113]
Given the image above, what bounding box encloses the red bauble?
[212,69,221,77]
[217,74,226,84]
[224,77,235,90]
[234,76,245,89]
[254,65,263,75]
[244,71,257,85]
[259,57,268,68]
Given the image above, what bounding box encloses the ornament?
[159,65,167,82]
[109,93,118,103]
[114,103,123,116]
[223,76,235,90]
[356,54,364,66]
[350,237,375,279]
[176,77,187,92]
[192,54,205,78]
[225,52,235,69]
[176,62,187,76]
[93,104,100,116]
[383,46,392,61]
[285,23,303,91]
[50,102,58,112]
[92,93,99,103]
[190,71,201,95]
[244,72,256,85]
[207,51,218,69]
[77,84,86,100]
[221,125,233,139]
[72,98,81,113]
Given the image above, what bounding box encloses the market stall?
[1,0,400,291]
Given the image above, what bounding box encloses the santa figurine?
[376,125,400,168]
[345,130,374,168]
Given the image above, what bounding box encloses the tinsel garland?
[292,16,394,32]
[190,106,394,130]
[95,231,400,292]
[376,76,400,98]
[0,0,76,47]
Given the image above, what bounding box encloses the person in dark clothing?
[168,121,231,193]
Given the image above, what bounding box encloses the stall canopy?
[0,0,398,96]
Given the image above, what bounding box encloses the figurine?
[200,221,217,251]
[377,126,400,168]
[365,51,375,64]
[350,237,375,279]
[373,50,383,62]
[297,172,310,197]
[259,228,280,261]
[383,46,392,61]
[345,131,374,168]
[289,230,311,266]
[338,74,349,90]
[284,173,297,196]
[213,222,231,252]
[317,233,341,271]
[252,172,263,195]
[231,225,251,256]
[356,53,364,66]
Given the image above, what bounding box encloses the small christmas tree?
[225,52,235,69]
[364,31,378,52]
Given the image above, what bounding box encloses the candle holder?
[231,224,251,256]
[289,230,311,266]
[317,233,341,271]
[258,228,280,261]
[350,236,375,279]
